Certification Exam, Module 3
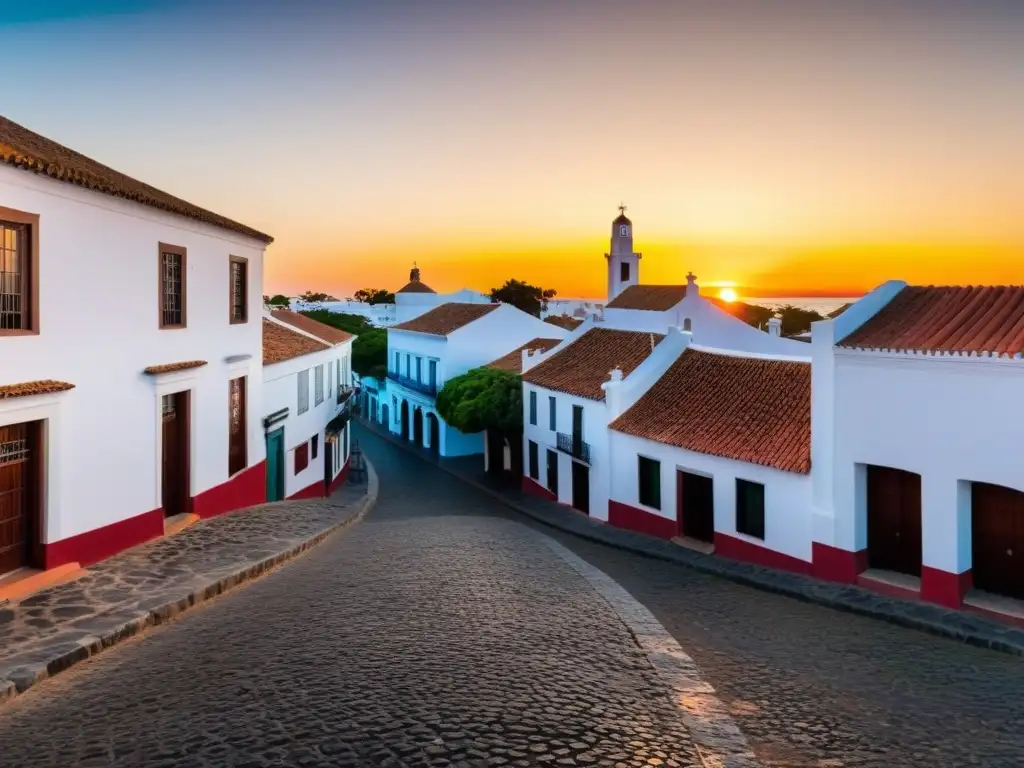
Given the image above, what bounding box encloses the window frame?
[228,376,247,476]
[620,261,630,282]
[528,440,539,480]
[314,364,324,406]
[735,478,766,540]
[158,242,188,329]
[637,455,661,510]
[297,369,310,414]
[0,206,40,336]
[311,434,319,461]
[228,255,248,324]
[294,441,309,474]
[548,396,556,431]
[529,390,537,426]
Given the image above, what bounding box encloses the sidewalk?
[358,419,1024,656]
[0,456,378,707]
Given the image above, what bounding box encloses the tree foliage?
[351,328,388,380]
[299,309,374,336]
[435,368,523,435]
[263,293,291,308]
[353,287,396,305]
[489,279,557,317]
[297,290,338,305]
[712,299,824,337]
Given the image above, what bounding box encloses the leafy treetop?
[435,367,523,435]
[351,328,388,381]
[298,309,374,336]
[353,288,396,305]
[489,279,556,317]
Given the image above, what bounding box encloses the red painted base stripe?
[921,565,971,608]
[288,478,326,501]
[521,476,557,502]
[714,532,812,575]
[608,500,677,540]
[42,507,164,570]
[193,461,267,519]
[811,542,868,583]
[327,459,351,495]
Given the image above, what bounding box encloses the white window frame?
[298,369,310,414]
[314,365,324,406]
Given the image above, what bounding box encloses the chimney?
[685,271,700,298]
[602,367,625,419]
[767,314,782,337]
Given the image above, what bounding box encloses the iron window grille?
[0,221,28,331]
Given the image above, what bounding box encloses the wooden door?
[161,392,191,518]
[971,482,1024,600]
[572,405,584,454]
[867,465,922,576]
[546,449,559,497]
[0,423,38,575]
[413,408,423,446]
[571,461,589,515]
[399,401,409,440]
[677,470,714,543]
[428,415,440,455]
[265,428,285,502]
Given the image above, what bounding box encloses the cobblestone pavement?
[0,479,369,702]
[361,427,1024,768]
[0,439,711,768]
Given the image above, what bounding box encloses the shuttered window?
[736,479,765,539]
[638,456,661,510]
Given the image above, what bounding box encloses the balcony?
[336,385,355,407]
[556,432,591,464]
[386,371,438,397]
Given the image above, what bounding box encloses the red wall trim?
[811,542,868,583]
[714,532,812,575]
[521,476,557,502]
[288,477,326,501]
[327,458,351,496]
[921,565,972,608]
[608,500,677,540]
[42,507,164,569]
[192,461,267,519]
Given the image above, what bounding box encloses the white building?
[542,298,604,323]
[384,302,568,457]
[261,310,355,502]
[0,114,272,579]
[520,324,670,519]
[810,282,1024,615]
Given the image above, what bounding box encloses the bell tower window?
[619,225,628,237]
[620,262,630,282]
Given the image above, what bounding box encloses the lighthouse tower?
[605,204,641,301]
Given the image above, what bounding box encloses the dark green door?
[266,428,285,502]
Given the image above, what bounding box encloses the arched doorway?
[413,407,424,447]
[381,403,389,429]
[427,413,440,455]
[399,400,409,440]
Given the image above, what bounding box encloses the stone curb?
[0,460,379,709]
[361,421,1024,657]
[541,534,759,768]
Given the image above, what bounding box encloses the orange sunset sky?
[3,0,1021,300]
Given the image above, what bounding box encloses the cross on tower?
[618,203,627,216]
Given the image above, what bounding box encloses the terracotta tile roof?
[523,328,664,401]
[270,309,353,345]
[544,314,584,331]
[0,380,75,399]
[827,303,852,319]
[485,338,564,373]
[611,349,811,473]
[0,115,272,243]
[605,285,687,311]
[143,361,208,375]
[839,285,1024,356]
[263,318,330,365]
[397,280,437,294]
[391,302,499,336]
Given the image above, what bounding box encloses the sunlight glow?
[718,287,738,303]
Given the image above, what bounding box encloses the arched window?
[619,225,628,237]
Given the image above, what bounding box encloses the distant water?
[742,297,861,316]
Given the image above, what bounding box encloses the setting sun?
[718,287,738,303]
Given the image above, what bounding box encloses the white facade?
[0,161,270,570]
[261,315,354,500]
[542,298,605,322]
[293,299,397,327]
[387,303,568,457]
[292,287,490,328]
[605,211,641,300]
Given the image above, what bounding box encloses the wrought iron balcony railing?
[337,385,355,406]
[556,432,591,464]
[386,371,438,397]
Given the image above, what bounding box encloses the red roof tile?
[839,285,1024,356]
[143,361,208,375]
[611,349,811,473]
[0,380,75,399]
[485,338,563,373]
[522,328,664,401]
[270,309,353,345]
[0,115,272,243]
[605,285,687,311]
[544,314,584,331]
[263,319,330,365]
[397,280,437,294]
[391,302,499,336]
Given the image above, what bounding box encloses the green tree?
[774,304,825,336]
[435,368,523,435]
[297,290,338,305]
[353,288,396,305]
[351,328,388,380]
[710,298,823,337]
[489,279,557,317]
[299,309,374,336]
[264,293,291,308]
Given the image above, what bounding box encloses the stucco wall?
[0,165,267,544]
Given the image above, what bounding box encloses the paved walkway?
[0,469,373,705]
[362,424,1024,768]
[0,430,737,768]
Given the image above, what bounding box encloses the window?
[228,376,247,476]
[548,396,556,431]
[416,357,422,382]
[229,255,248,323]
[528,440,539,480]
[311,434,319,460]
[0,209,38,334]
[428,360,437,388]
[295,441,309,473]
[529,391,537,425]
[298,369,310,414]
[394,351,400,372]
[547,449,558,496]
[736,479,766,539]
[158,243,187,328]
[683,317,692,332]
[620,262,630,282]
[405,354,411,376]
[327,358,333,395]
[314,365,324,405]
[619,224,628,237]
[638,456,661,510]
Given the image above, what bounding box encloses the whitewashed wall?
[0,165,267,543]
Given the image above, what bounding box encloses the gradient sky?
[2,0,1021,299]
